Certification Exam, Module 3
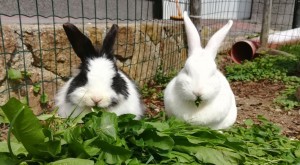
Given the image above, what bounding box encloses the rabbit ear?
[205,20,233,59]
[101,24,119,59]
[63,23,96,62]
[183,11,202,55]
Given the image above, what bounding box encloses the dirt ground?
[221,55,300,139]
[232,80,300,139]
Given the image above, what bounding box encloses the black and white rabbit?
[55,23,144,119]
[163,12,237,129]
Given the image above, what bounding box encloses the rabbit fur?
[163,12,237,129]
[55,23,144,119]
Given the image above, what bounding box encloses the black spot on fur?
[66,64,88,102]
[112,72,129,99]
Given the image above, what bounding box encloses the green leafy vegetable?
[1,98,300,164]
[48,158,94,165]
[1,98,61,158]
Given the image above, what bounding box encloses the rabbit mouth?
[194,96,202,107]
[91,106,107,112]
[87,98,119,109]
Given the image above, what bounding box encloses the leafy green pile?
[0,98,300,164]
[225,45,300,109]
[225,53,299,82]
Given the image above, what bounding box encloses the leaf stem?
[7,106,25,158]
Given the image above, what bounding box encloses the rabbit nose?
[193,91,201,97]
[91,97,102,104]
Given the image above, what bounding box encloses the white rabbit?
[55,23,144,119]
[163,12,237,129]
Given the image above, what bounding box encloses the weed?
[7,69,22,81]
[33,83,41,94]
[141,84,156,98]
[154,66,177,87]
[40,93,49,104]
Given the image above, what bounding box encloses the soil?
[232,80,300,139]
[221,55,300,139]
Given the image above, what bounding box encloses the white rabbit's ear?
[205,20,233,59]
[183,11,202,55]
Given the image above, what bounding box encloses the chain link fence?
[0,0,299,114]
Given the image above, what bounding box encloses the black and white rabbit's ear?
[101,24,119,60]
[63,23,96,62]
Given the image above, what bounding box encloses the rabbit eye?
[110,97,119,107]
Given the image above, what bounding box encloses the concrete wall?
[0,0,159,20]
[0,0,296,29]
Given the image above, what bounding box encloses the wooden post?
[260,0,272,48]
[189,0,201,34]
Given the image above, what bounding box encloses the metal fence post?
[189,0,201,35]
[260,0,272,48]
[293,0,300,28]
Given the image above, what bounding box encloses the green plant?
[225,46,300,109]
[154,66,176,86]
[40,93,49,104]
[141,84,164,101]
[0,98,300,164]
[274,84,300,109]
[225,55,299,82]
[141,84,156,98]
[7,69,32,81]
[33,83,41,94]
[279,44,300,57]
[21,71,32,79]
[7,69,22,81]
[224,116,300,164]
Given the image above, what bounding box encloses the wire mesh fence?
[0,0,299,114]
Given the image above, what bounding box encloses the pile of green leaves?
[0,98,300,164]
[225,45,300,109]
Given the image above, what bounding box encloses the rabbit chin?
[69,96,113,108]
